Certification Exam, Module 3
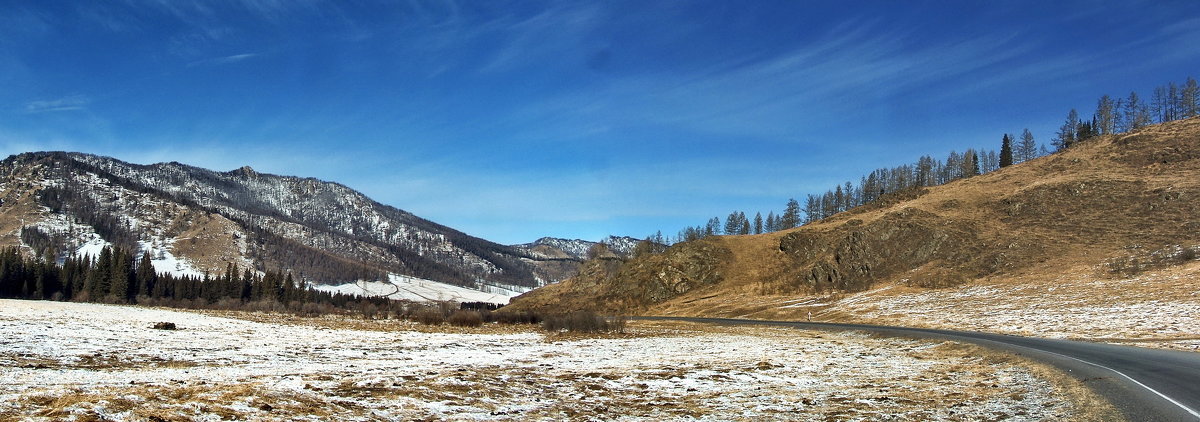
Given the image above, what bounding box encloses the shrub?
[492,310,542,325]
[413,307,446,325]
[541,311,626,333]
[447,310,484,327]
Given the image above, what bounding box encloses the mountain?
[0,152,585,291]
[507,117,1200,320]
[512,236,642,260]
[505,236,645,285]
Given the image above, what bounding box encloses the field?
[0,300,1114,421]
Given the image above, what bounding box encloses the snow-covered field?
[314,274,527,304]
[0,300,1097,421]
[813,262,1200,351]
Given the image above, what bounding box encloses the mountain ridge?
[0,151,616,290]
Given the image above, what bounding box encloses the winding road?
[636,317,1200,421]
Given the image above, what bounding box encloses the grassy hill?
[508,117,1200,347]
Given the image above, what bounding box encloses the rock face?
[508,117,1200,316]
[778,208,988,290]
[0,152,581,289]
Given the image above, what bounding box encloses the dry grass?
[166,209,256,275]
[511,118,1200,353]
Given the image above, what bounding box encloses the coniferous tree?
[724,212,742,235]
[753,212,763,234]
[1054,109,1079,150]
[999,134,1014,168]
[1124,92,1151,131]
[1017,129,1037,163]
[136,251,156,297]
[1168,82,1180,121]
[803,195,819,224]
[1095,95,1117,135]
[780,198,801,229]
[1152,85,1169,123]
[1184,77,1199,118]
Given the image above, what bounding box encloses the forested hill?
[506,115,1200,317]
[0,152,568,289]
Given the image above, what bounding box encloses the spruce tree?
[781,199,801,229]
[999,134,1014,168]
[753,212,763,234]
[136,251,156,298]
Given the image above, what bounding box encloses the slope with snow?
[313,274,527,304]
[0,152,564,288]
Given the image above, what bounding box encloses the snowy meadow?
[0,300,1100,421]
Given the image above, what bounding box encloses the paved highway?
[635,316,1200,421]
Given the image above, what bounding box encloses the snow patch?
[313,273,522,304]
[138,239,206,279]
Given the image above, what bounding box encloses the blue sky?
[2,1,1199,244]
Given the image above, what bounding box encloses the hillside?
[508,117,1200,347]
[0,152,588,291]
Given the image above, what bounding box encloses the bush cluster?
[541,311,627,334]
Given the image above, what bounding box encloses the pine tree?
[753,212,763,234]
[999,134,1014,168]
[765,212,777,232]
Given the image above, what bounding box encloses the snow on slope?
[138,239,207,279]
[314,274,528,304]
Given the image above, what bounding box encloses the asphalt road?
[635,316,1200,421]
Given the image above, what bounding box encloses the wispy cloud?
[498,24,1034,144]
[24,95,89,113]
[187,52,260,67]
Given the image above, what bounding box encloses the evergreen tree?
[724,212,742,235]
[86,247,113,301]
[999,133,1014,168]
[765,212,777,232]
[136,251,156,298]
[752,212,763,234]
[780,198,801,229]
